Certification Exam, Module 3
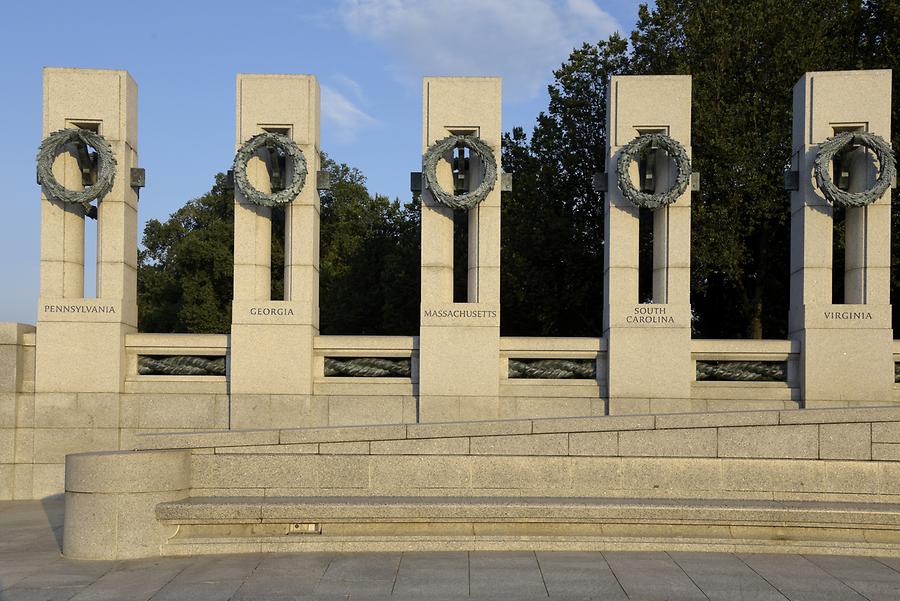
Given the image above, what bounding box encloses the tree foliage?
[318,161,420,334]
[138,173,234,333]
[630,0,851,337]
[501,36,629,335]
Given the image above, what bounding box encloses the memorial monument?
[418,77,503,422]
[603,75,694,414]
[229,74,322,427]
[1,66,900,559]
[787,70,895,406]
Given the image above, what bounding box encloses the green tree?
[138,173,234,333]
[501,35,629,336]
[319,160,420,334]
[140,2,900,339]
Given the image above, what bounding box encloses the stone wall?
[134,406,900,502]
[6,322,900,500]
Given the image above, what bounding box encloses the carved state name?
[824,311,873,320]
[424,309,498,318]
[249,307,294,316]
[44,304,116,314]
[626,306,674,324]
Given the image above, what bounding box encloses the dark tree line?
[139,0,900,338]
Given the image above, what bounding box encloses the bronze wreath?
[233,132,307,207]
[36,128,116,205]
[423,134,497,210]
[814,131,895,207]
[616,133,691,209]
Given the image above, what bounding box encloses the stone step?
[158,495,900,526]
[133,406,900,476]
[134,406,900,452]
[158,535,900,557]
[185,452,900,503]
[155,495,900,556]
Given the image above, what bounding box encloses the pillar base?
[791,304,894,405]
[230,300,316,397]
[418,303,500,423]
[605,303,692,414]
[35,298,135,394]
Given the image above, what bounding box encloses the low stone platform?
[63,406,900,559]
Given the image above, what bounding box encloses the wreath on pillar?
[423,134,497,210]
[813,131,895,207]
[616,133,691,209]
[36,128,117,205]
[233,132,308,207]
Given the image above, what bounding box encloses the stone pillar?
[230,74,321,420]
[604,75,693,414]
[418,77,502,422]
[35,68,139,395]
[789,70,893,406]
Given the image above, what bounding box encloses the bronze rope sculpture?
[324,357,411,378]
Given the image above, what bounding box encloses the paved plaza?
[0,498,898,600]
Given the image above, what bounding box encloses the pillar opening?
[444,132,483,304]
[635,128,671,304]
[451,145,471,194]
[61,121,104,299]
[830,124,868,305]
[271,205,286,301]
[832,203,846,304]
[261,126,292,301]
[453,209,469,303]
[84,216,98,298]
[67,121,102,204]
[638,207,654,302]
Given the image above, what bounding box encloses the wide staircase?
[63,406,900,559]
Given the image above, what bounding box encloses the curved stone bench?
[154,495,900,556]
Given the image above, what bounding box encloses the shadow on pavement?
[40,494,65,553]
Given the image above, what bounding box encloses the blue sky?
[1,0,645,325]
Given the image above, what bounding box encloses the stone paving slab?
[3,498,900,600]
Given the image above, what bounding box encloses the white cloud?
[321,84,378,143]
[332,73,369,106]
[338,0,620,101]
